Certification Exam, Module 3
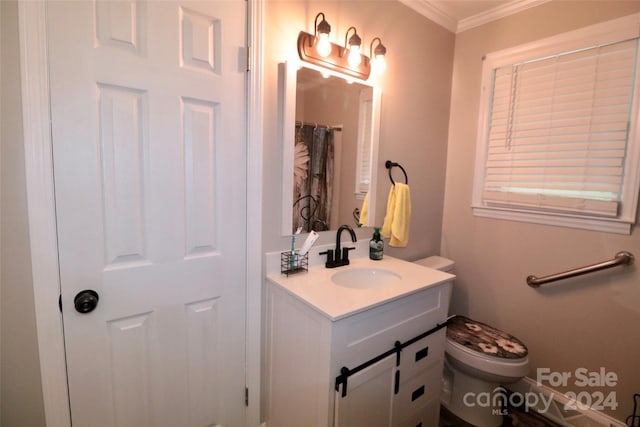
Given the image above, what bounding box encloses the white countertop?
[266,246,455,321]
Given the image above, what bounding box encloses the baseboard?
[509,377,626,427]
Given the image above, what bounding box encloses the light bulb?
[316,34,332,58]
[348,46,361,68]
[373,54,387,74]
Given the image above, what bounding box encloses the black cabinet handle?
[411,385,425,402]
[415,346,429,362]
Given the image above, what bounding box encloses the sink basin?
[331,267,401,289]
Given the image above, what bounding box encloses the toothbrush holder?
[280,250,308,276]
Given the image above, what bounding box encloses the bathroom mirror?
[280,61,382,235]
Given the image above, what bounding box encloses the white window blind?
[483,38,639,217]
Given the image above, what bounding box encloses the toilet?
[414,256,530,427]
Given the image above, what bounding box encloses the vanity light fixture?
[343,27,362,68]
[297,12,372,80]
[370,37,387,74]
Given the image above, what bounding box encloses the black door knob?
[74,290,99,313]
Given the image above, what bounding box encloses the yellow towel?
[381,183,411,247]
[359,193,369,226]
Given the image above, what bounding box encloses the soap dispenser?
[369,227,384,260]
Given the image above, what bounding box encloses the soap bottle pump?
[369,227,384,260]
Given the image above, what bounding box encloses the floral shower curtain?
[292,124,334,232]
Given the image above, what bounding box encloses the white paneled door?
[47,1,247,425]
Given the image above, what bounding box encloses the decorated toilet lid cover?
[447,315,528,359]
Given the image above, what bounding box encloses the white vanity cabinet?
[265,259,452,427]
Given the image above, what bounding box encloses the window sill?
[472,206,633,235]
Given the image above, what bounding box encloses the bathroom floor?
[439,404,564,427]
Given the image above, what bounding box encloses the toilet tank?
[414,256,455,272]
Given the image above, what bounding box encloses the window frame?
[471,13,640,234]
[354,88,374,199]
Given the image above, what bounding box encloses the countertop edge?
[266,254,455,321]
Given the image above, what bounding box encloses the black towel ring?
[385,160,408,185]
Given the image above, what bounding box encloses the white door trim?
[246,0,264,426]
[18,1,263,425]
[18,1,72,425]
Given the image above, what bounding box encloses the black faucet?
[320,225,357,268]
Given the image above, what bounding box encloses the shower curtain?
[292,124,334,232]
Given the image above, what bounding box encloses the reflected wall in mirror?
[280,62,381,235]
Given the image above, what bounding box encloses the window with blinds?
[472,14,640,234]
[355,90,373,195]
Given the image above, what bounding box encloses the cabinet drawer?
[333,283,450,369]
[399,328,446,380]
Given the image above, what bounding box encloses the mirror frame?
[279,60,382,236]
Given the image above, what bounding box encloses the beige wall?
[262,0,455,261]
[442,1,640,421]
[0,1,46,425]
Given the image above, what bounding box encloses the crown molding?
[399,0,551,33]
[398,0,458,32]
[458,0,551,32]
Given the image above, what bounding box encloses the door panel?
[334,355,396,427]
[47,1,247,426]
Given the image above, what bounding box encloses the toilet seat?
[447,315,528,358]
[445,315,529,381]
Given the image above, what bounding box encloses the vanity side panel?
[265,282,333,427]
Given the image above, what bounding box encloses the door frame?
[17,1,263,425]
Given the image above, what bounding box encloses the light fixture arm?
[369,37,387,58]
[342,26,363,68]
[313,12,331,45]
[344,26,361,52]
